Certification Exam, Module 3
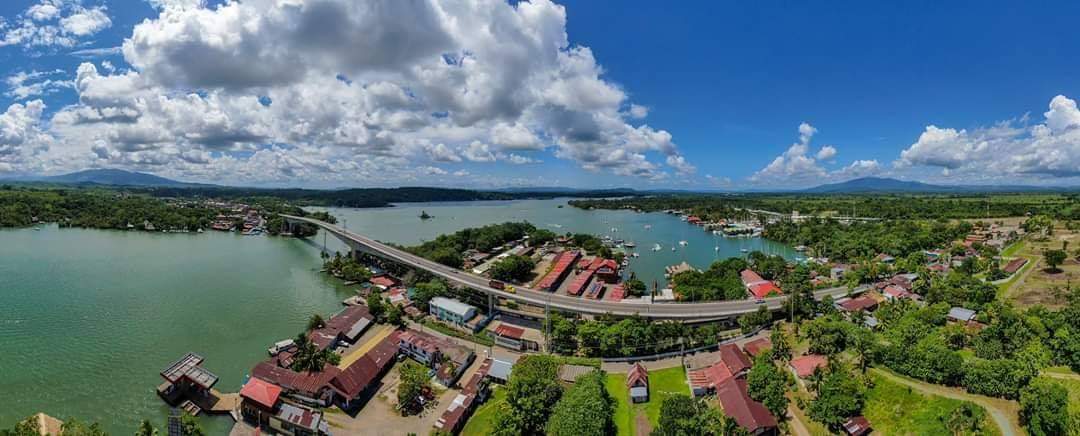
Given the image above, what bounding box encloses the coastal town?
[62,201,1044,436]
[4,1,1080,434]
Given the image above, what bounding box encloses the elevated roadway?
[283,214,863,322]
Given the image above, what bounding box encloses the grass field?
[604,365,689,436]
[604,373,635,436]
[460,386,506,436]
[999,223,1079,308]
[864,371,1000,435]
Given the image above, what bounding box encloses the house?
[741,269,783,299]
[369,274,399,290]
[947,307,977,323]
[329,331,400,409]
[838,296,878,313]
[398,329,476,386]
[842,416,872,436]
[429,297,478,329]
[716,378,778,435]
[874,253,895,264]
[241,376,331,436]
[593,259,620,283]
[607,284,627,301]
[789,355,828,380]
[251,362,340,405]
[558,365,595,383]
[889,274,915,291]
[689,344,752,396]
[157,353,221,411]
[491,324,526,351]
[742,338,772,358]
[536,250,580,291]
[830,265,849,280]
[626,363,649,403]
[487,358,514,384]
[433,359,493,435]
[386,287,411,307]
[882,285,917,301]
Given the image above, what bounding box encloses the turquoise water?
[0,226,351,434]
[314,198,797,287]
[0,198,793,434]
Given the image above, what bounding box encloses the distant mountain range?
[801,177,1071,194]
[31,169,203,187]
[3,170,1075,195]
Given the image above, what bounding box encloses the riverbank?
[0,225,351,434]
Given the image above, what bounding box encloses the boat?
[795,245,808,252]
[419,210,433,220]
[715,246,720,251]
[652,243,662,252]
[611,227,618,232]
[268,339,295,356]
[632,252,640,258]
[740,248,749,253]
[671,246,676,252]
[644,224,652,230]
[33,226,41,231]
[623,241,636,248]
[678,240,688,246]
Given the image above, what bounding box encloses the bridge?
[283,214,863,322]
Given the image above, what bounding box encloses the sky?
[1,0,1079,189]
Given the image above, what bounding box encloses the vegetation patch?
[864,371,999,435]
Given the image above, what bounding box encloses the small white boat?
[678,240,688,246]
[268,339,296,356]
[740,248,749,253]
[623,241,636,248]
[644,224,652,230]
[671,246,676,252]
[652,243,662,251]
[715,246,720,251]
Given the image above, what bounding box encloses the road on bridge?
[284,214,864,321]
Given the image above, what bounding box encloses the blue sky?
[1,0,1079,189]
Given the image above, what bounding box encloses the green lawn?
[461,386,506,436]
[604,374,635,436]
[604,365,690,436]
[864,371,999,435]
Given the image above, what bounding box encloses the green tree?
[179,413,205,436]
[501,356,563,435]
[746,354,790,419]
[397,362,432,416]
[366,293,385,320]
[945,403,985,435]
[769,328,792,362]
[545,370,614,436]
[386,304,405,328]
[1043,249,1067,273]
[0,416,41,436]
[1019,379,1071,436]
[306,314,325,331]
[654,394,746,436]
[807,363,866,430]
[738,305,773,334]
[490,255,536,282]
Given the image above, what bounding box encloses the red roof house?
[742,338,772,358]
[838,296,878,313]
[719,343,752,375]
[716,378,777,434]
[740,269,766,286]
[789,355,828,379]
[240,377,283,410]
[748,281,782,299]
[369,275,399,289]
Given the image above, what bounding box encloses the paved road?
[284,214,864,321]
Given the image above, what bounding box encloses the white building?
[429,296,478,327]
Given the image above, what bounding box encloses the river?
[0,198,794,434]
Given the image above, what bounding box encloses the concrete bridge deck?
[283,214,863,322]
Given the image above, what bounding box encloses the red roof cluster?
[1003,258,1027,274]
[607,284,626,301]
[566,269,595,296]
[251,362,341,399]
[689,344,751,394]
[536,250,580,291]
[369,275,398,288]
[329,331,400,399]
[433,358,492,434]
[740,269,766,285]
